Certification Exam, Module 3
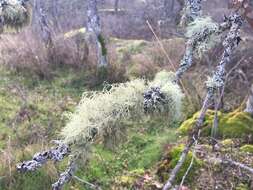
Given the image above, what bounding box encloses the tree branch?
[163,13,243,190]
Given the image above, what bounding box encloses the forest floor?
[0,62,182,190]
[0,36,252,190]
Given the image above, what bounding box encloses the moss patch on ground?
[240,144,253,154]
[178,109,253,139]
[80,125,179,189]
[157,144,202,185]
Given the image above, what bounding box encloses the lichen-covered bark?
[163,13,243,190]
[143,87,166,113]
[52,157,77,190]
[87,0,107,67]
[114,0,119,12]
[179,0,202,26]
[38,8,53,47]
[17,141,70,172]
[175,20,231,81]
[245,84,253,116]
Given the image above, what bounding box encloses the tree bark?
[245,84,253,116]
[52,0,60,31]
[87,0,108,67]
[163,13,243,190]
[38,8,53,47]
[114,0,119,12]
[164,0,175,17]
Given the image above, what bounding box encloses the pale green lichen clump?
[1,0,31,31]
[61,71,184,147]
[186,17,220,57]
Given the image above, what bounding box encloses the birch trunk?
[87,0,108,67]
[38,8,53,47]
[164,0,175,17]
[114,0,119,12]
[245,84,253,116]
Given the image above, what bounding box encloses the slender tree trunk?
[87,0,108,67]
[52,0,60,31]
[38,8,53,48]
[245,84,253,116]
[164,0,175,17]
[114,0,119,12]
[31,0,40,28]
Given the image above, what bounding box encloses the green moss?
[157,144,202,184]
[116,169,145,187]
[240,145,253,154]
[178,110,253,138]
[98,34,107,56]
[236,183,250,190]
[221,139,233,147]
[78,127,178,189]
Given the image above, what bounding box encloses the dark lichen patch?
[178,110,253,139]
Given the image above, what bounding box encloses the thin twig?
[73,176,102,190]
[146,20,193,105]
[179,130,200,189]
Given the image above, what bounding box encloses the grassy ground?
[0,64,180,190]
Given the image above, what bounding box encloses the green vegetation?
[157,144,202,185]
[240,144,253,154]
[81,125,179,189]
[61,71,183,149]
[178,110,253,138]
[98,34,107,56]
[0,65,85,189]
[0,64,182,190]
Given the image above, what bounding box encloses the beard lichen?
[61,71,184,151]
[1,0,31,32]
[186,17,221,58]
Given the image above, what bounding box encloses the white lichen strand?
[62,71,183,147]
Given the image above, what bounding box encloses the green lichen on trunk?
[98,34,107,56]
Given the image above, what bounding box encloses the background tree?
[114,0,119,12]
[87,0,108,68]
[245,84,253,115]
